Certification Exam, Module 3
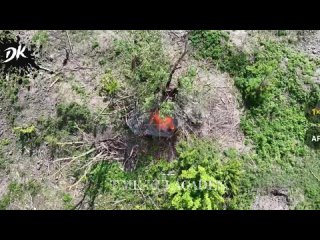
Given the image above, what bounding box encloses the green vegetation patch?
[86,138,243,210]
[191,30,320,209]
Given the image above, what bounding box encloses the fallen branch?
[66,30,73,55]
[310,170,320,183]
[166,33,189,89]
[158,31,190,105]
[138,186,159,210]
[39,65,54,73]
[49,78,60,88]
[52,148,96,175]
[68,163,93,190]
[56,141,86,146]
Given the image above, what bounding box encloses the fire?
[149,110,176,132]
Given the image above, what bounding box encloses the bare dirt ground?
[253,188,291,210]
[0,30,119,209]
[296,30,320,57]
[162,30,246,152]
[0,30,249,209]
[2,30,315,210]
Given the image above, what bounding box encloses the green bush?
[113,31,170,111]
[190,30,249,76]
[32,30,48,46]
[168,139,243,210]
[159,100,175,118]
[13,125,41,153]
[190,30,231,61]
[99,70,119,96]
[191,30,320,209]
[0,180,41,209]
[56,103,92,133]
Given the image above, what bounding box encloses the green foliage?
[190,30,231,61]
[56,103,92,133]
[167,139,243,210]
[168,166,226,210]
[191,30,249,75]
[113,31,170,111]
[0,74,29,106]
[0,180,41,209]
[25,180,42,197]
[0,30,15,42]
[191,30,320,209]
[190,30,249,76]
[0,157,7,171]
[0,157,12,174]
[99,70,120,96]
[0,139,10,147]
[92,41,99,50]
[86,161,133,209]
[178,67,197,93]
[159,100,175,118]
[13,125,41,153]
[0,182,24,209]
[62,193,74,210]
[0,140,9,171]
[85,136,243,210]
[35,102,109,160]
[71,82,87,98]
[32,30,49,46]
[277,30,288,36]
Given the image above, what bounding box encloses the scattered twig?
[66,30,73,55]
[52,148,96,175]
[49,78,60,88]
[98,134,120,143]
[138,186,159,210]
[112,199,126,206]
[56,141,86,146]
[39,65,54,73]
[68,164,93,190]
[117,94,135,101]
[66,66,95,71]
[310,170,320,183]
[93,105,109,121]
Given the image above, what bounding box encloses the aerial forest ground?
[0,30,320,210]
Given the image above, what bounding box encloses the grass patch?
[0,180,42,209]
[113,30,171,111]
[86,138,243,210]
[62,193,74,210]
[191,30,320,209]
[13,125,41,154]
[32,30,49,46]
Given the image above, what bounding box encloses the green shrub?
[191,30,320,209]
[32,30,48,46]
[0,180,41,209]
[62,193,74,210]
[159,100,175,118]
[113,31,170,111]
[168,139,243,210]
[190,30,231,61]
[0,181,25,209]
[56,103,92,133]
[13,125,41,153]
[178,67,197,93]
[99,70,119,96]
